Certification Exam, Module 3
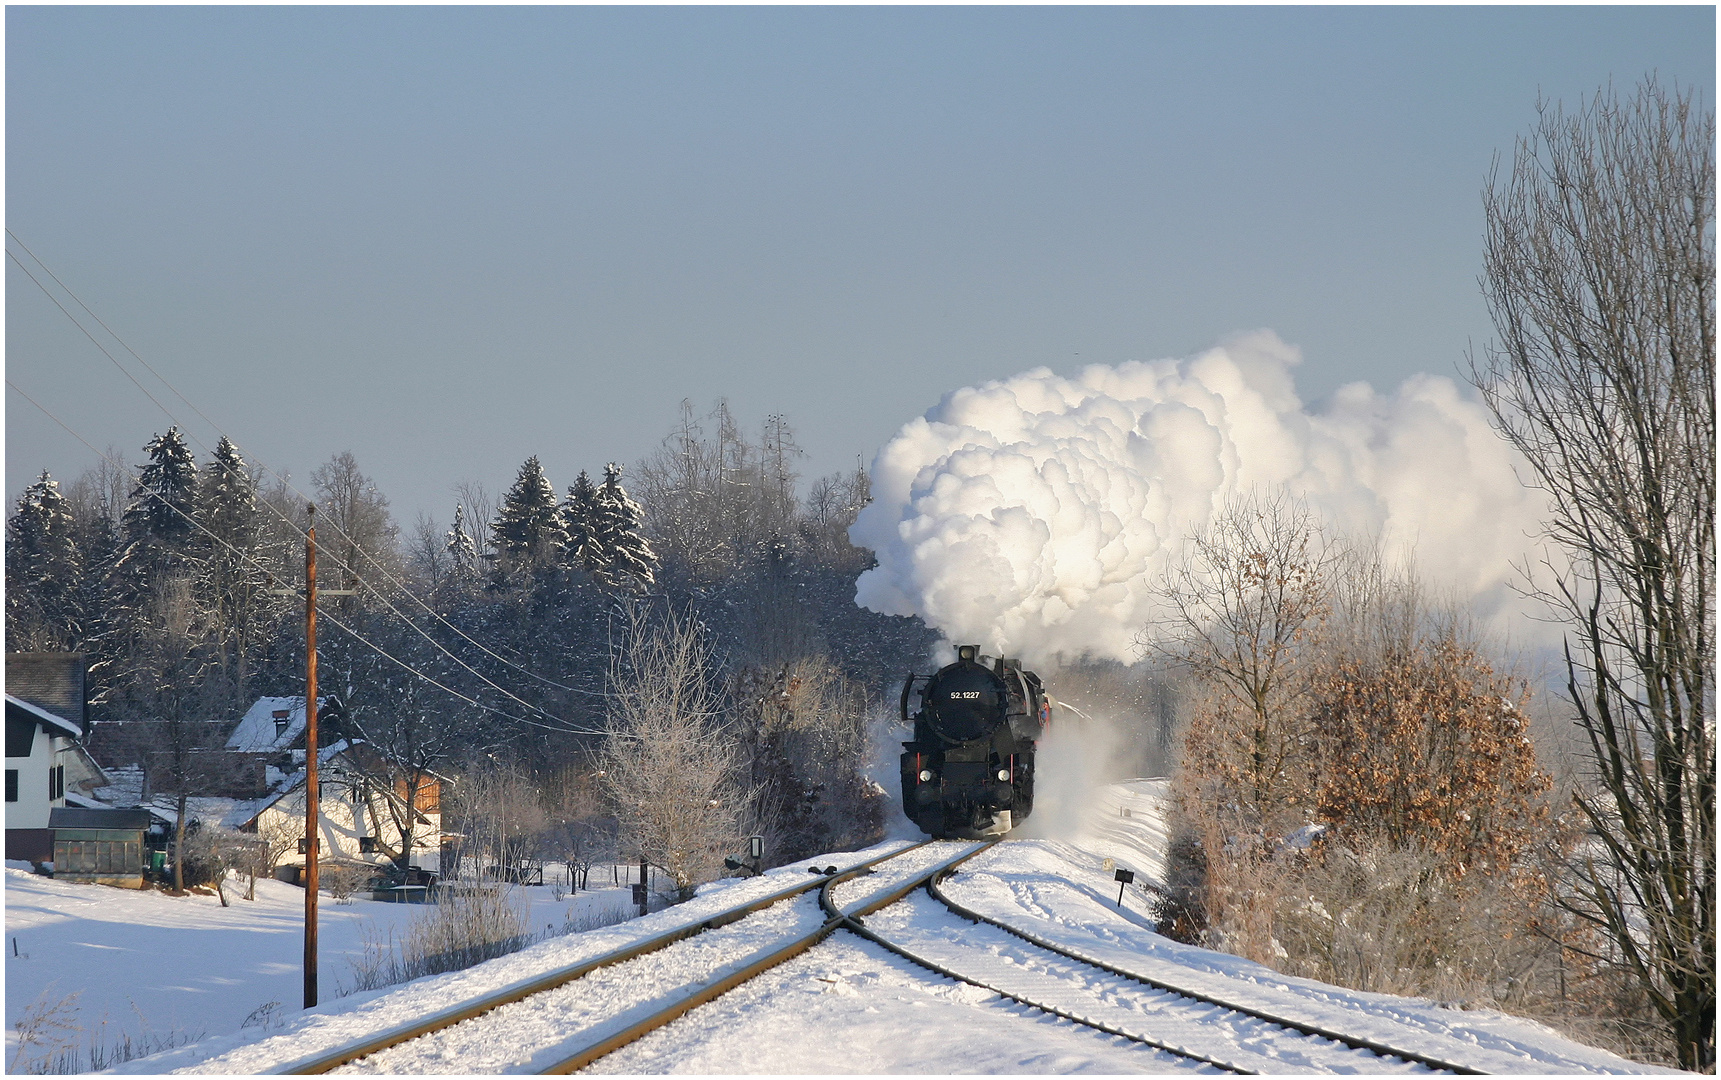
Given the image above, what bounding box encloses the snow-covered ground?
[9,784,1676,1074]
[3,866,635,1071]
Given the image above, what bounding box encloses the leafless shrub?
[10,988,81,1074]
[344,886,531,993]
[10,992,201,1075]
[240,1001,286,1032]
[318,861,379,903]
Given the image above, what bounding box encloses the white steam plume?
[852,331,1549,665]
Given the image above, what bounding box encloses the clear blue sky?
[7,6,1713,527]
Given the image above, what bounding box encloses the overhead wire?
[7,232,608,711]
[0,259,616,732]
[6,376,622,739]
[7,228,605,700]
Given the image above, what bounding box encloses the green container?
[149,850,166,871]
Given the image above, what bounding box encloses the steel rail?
[277,843,928,1075]
[535,841,996,1074]
[823,863,1253,1075]
[927,871,1485,1075]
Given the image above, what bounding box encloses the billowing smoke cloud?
[852,331,1549,665]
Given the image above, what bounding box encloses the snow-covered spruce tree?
[595,463,657,592]
[108,429,204,695]
[5,472,85,650]
[195,436,270,702]
[120,428,200,556]
[445,503,480,583]
[490,456,568,575]
[562,470,603,578]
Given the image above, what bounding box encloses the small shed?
[49,807,150,888]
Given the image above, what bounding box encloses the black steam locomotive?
[899,645,1051,839]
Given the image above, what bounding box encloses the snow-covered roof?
[223,740,354,830]
[226,696,317,753]
[5,693,82,739]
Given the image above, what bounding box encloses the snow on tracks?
[936,840,1667,1075]
[119,842,922,1075]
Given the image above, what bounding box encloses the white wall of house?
[5,730,72,830]
[262,780,441,873]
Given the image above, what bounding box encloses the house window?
[48,765,63,800]
[359,836,378,854]
[5,769,16,802]
[273,710,291,738]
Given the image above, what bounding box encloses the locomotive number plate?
[951,691,983,699]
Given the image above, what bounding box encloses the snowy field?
[7,785,1674,1074]
[3,867,636,1071]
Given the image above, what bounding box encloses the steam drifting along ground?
[852,331,1551,665]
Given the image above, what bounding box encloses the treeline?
[6,399,936,877]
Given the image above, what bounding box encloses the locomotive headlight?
[918,769,934,783]
[997,769,1010,782]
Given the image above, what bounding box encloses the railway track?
[927,872,1485,1072]
[279,842,983,1074]
[880,872,1484,1074]
[277,839,1506,1075]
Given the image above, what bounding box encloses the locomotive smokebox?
[899,645,1050,839]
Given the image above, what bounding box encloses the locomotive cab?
[899,645,1048,839]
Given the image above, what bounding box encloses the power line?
[6,232,607,706]
[9,229,587,690]
[6,376,619,739]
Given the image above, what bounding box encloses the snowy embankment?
[12,786,1675,1074]
[3,868,634,1071]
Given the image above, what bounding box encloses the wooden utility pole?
[268,506,356,1013]
[304,503,321,1009]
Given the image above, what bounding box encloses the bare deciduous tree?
[1143,491,1342,839]
[1472,78,1714,1070]
[311,451,399,587]
[600,606,746,901]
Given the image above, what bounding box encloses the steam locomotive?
[899,645,1051,839]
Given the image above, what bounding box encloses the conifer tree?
[445,503,479,582]
[195,436,268,700]
[563,470,603,577]
[6,472,85,649]
[121,428,199,552]
[596,463,658,592]
[490,455,568,572]
[109,429,204,705]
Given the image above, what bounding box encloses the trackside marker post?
[1114,867,1135,908]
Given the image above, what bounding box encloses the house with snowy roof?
[224,739,446,881]
[212,697,446,879]
[88,696,446,885]
[6,653,109,863]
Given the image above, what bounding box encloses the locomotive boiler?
[899,645,1051,839]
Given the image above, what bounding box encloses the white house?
[226,739,445,879]
[5,654,108,863]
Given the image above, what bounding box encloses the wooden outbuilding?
[49,806,151,888]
